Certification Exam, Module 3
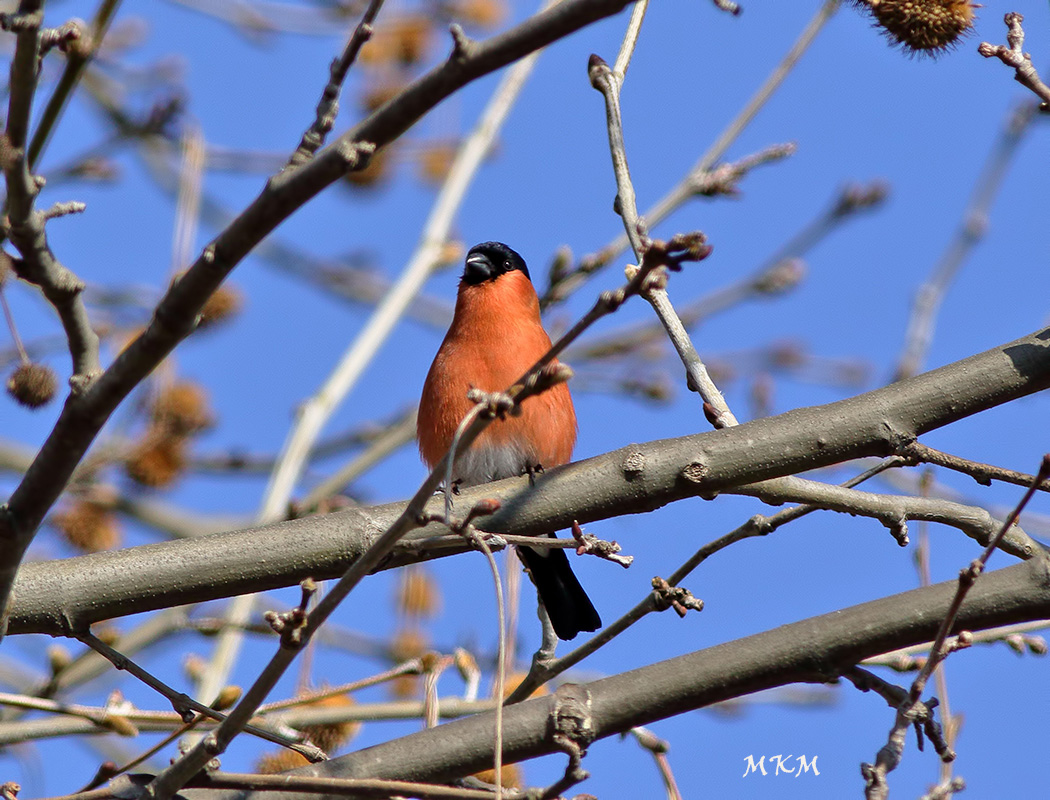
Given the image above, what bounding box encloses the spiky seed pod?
[473,764,523,789]
[388,673,420,699]
[358,28,398,67]
[0,251,13,286]
[47,645,72,675]
[52,499,121,552]
[390,15,432,65]
[149,381,214,435]
[124,429,188,488]
[397,566,441,618]
[298,694,362,752]
[417,141,458,185]
[92,624,121,645]
[6,362,58,408]
[452,0,508,28]
[503,672,548,699]
[866,0,978,54]
[359,15,432,67]
[212,685,242,711]
[437,240,465,267]
[198,285,242,329]
[360,79,405,114]
[254,750,310,775]
[390,627,428,662]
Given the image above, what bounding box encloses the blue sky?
[3,1,1050,797]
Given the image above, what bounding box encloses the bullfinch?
[417,241,601,640]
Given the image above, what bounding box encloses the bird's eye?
[504,260,511,271]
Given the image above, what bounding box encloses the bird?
[417,241,601,640]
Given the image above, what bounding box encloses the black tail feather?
[519,541,601,640]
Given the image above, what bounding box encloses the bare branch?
[0,0,641,630]
[978,13,1050,108]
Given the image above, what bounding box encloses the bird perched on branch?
[417,241,601,640]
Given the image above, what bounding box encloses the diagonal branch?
[8,324,1050,637]
[172,558,1050,800]
[0,0,640,628]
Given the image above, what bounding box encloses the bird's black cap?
[462,241,531,285]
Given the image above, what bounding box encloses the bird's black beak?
[463,252,495,285]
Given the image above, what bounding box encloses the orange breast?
[417,271,576,483]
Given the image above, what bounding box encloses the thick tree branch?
[0,0,639,627]
[8,325,1050,637]
[175,557,1050,800]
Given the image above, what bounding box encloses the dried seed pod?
[298,693,362,752]
[360,15,432,67]
[125,429,188,488]
[360,79,406,114]
[7,362,58,408]
[865,0,978,54]
[52,499,121,552]
[503,672,548,699]
[0,251,13,286]
[389,15,432,65]
[417,141,458,185]
[390,627,428,662]
[254,749,310,774]
[388,673,420,699]
[149,381,214,435]
[397,566,441,618]
[198,284,242,329]
[452,0,508,28]
[212,685,242,711]
[473,764,523,789]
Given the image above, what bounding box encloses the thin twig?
[860,455,1050,799]
[570,179,882,361]
[589,24,734,428]
[145,228,705,797]
[630,727,682,800]
[466,524,506,797]
[862,619,1050,668]
[77,632,323,759]
[259,0,557,531]
[287,0,388,166]
[1,3,102,385]
[542,0,841,305]
[978,13,1050,108]
[506,457,905,702]
[191,771,527,800]
[900,440,1050,494]
[299,409,418,509]
[913,470,956,784]
[27,0,123,168]
[0,0,641,639]
[895,101,1037,380]
[170,124,205,275]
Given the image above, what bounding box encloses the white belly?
[453,442,534,487]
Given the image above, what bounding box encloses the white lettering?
[796,755,820,776]
[742,755,767,777]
